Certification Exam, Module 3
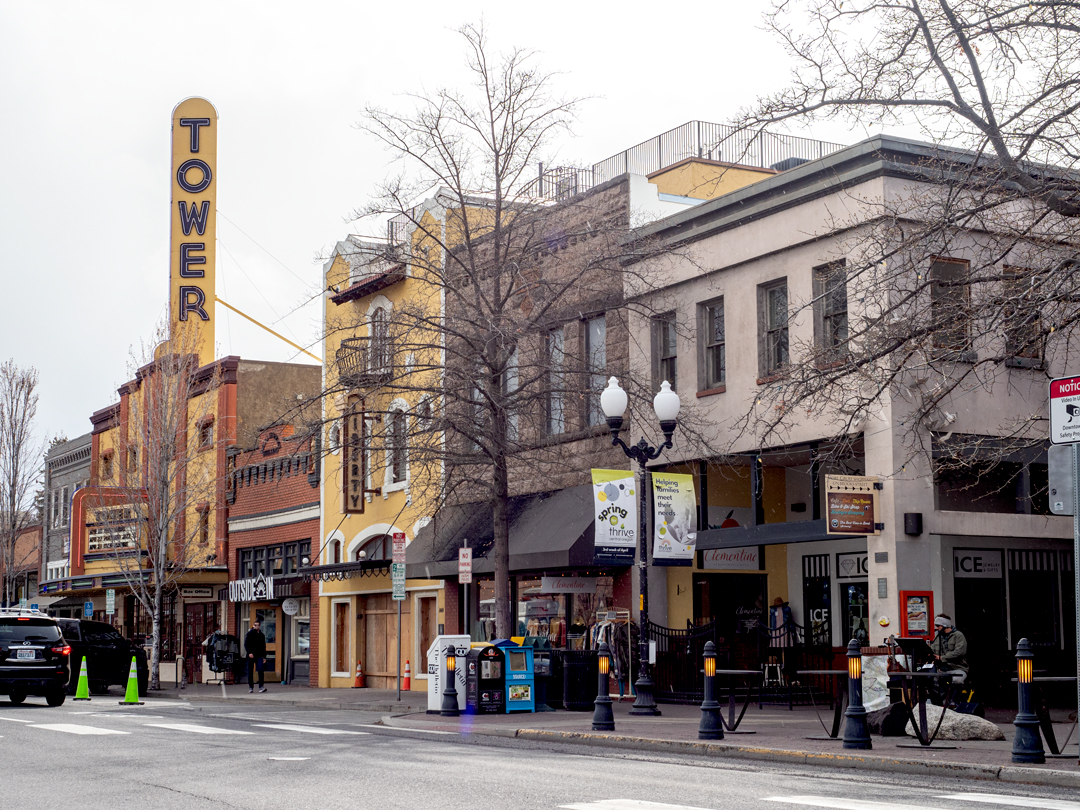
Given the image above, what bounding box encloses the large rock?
[905,703,1005,741]
[868,702,911,736]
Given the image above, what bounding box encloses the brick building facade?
[226,427,320,686]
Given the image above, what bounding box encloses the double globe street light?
[599,376,681,716]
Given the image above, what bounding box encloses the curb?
[379,717,1080,788]
[146,690,425,713]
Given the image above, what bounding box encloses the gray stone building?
[41,433,91,616]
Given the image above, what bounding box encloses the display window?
[515,575,615,650]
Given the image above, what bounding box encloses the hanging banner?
[652,472,697,563]
[592,469,636,565]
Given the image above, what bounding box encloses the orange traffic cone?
[402,660,411,690]
[352,659,365,688]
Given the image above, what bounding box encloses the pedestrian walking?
[244,621,268,693]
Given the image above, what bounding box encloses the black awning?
[406,484,601,578]
[695,518,865,550]
[298,559,391,582]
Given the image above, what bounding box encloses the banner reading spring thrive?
[592,470,637,566]
[652,472,697,563]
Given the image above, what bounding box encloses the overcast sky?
[0,1,863,447]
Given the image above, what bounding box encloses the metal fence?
[524,121,846,202]
[649,619,723,705]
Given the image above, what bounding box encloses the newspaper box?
[426,635,469,714]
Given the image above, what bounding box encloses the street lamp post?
[600,376,680,717]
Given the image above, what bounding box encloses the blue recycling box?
[492,640,534,713]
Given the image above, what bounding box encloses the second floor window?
[814,261,848,359]
[545,328,565,436]
[502,348,519,443]
[370,307,390,372]
[703,300,725,389]
[653,313,677,391]
[585,315,607,426]
[761,281,789,376]
[930,258,970,352]
[1003,268,1043,361]
[388,409,407,484]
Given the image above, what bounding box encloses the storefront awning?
[298,559,391,583]
[695,518,865,550]
[406,485,599,578]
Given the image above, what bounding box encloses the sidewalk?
[152,683,1079,788]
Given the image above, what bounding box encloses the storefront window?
[839,582,869,645]
[269,546,284,576]
[516,575,614,650]
[293,619,310,656]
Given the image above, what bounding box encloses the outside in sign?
[1049,375,1080,444]
[825,474,880,536]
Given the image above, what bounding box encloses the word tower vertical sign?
[170,97,218,365]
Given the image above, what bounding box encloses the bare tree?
[88,323,222,688]
[328,23,693,638]
[0,361,42,607]
[722,1,1080,475]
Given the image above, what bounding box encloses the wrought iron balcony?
[336,336,393,388]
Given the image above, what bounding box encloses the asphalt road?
[2,695,1079,810]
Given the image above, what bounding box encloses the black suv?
[57,619,149,697]
[0,609,71,706]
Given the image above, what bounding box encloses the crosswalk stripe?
[765,797,950,810]
[144,723,253,735]
[30,723,129,735]
[352,724,454,735]
[252,724,369,735]
[938,795,1080,810]
[560,802,718,810]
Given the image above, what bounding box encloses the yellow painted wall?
[763,467,787,524]
[708,465,751,509]
[650,159,776,201]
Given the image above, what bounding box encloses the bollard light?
[698,640,723,740]
[842,638,872,750]
[592,642,615,731]
[440,646,460,718]
[1011,638,1044,763]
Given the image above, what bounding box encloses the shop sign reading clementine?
[1049,375,1080,445]
[825,474,881,536]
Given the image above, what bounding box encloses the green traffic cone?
[73,656,91,701]
[118,655,144,705]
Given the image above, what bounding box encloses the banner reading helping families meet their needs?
[592,470,637,566]
[652,472,697,563]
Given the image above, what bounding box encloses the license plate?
[16,649,36,660]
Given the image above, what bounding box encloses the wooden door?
[359,594,411,689]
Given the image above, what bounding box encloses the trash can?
[555,649,599,711]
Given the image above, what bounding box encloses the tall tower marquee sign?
[170,97,217,366]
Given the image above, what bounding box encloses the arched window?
[355,534,390,561]
[388,409,407,484]
[333,540,342,564]
[370,307,389,373]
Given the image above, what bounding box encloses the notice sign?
[1049,375,1080,444]
[392,532,407,564]
[592,469,636,565]
[825,475,880,536]
[458,547,472,584]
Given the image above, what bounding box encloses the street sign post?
[83,601,93,619]
[1050,376,1080,762]
[106,588,116,616]
[392,532,406,700]
[458,547,472,584]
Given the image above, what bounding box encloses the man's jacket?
[244,628,267,659]
[927,629,968,672]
